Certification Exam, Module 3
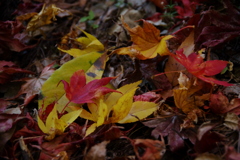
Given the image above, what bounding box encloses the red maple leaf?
[175,0,199,19]
[61,70,120,104]
[170,49,232,86]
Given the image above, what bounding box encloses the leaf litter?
[1,0,240,159]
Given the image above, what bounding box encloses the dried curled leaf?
[224,112,239,130]
[173,72,206,113]
[27,4,71,34]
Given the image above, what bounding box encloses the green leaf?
[88,10,95,20]
[79,16,89,22]
[39,52,102,111]
[221,66,228,74]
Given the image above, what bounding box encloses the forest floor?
[1,0,240,159]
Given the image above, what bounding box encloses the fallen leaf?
[195,152,221,160]
[148,0,167,11]
[61,69,118,104]
[173,72,206,113]
[58,30,104,57]
[188,0,240,48]
[0,99,10,112]
[224,146,240,160]
[164,28,194,86]
[115,18,173,60]
[223,112,239,130]
[0,61,33,84]
[27,4,71,34]
[134,91,161,102]
[175,0,199,19]
[39,52,101,111]
[195,122,225,153]
[143,115,188,152]
[170,49,232,86]
[0,21,35,53]
[17,63,55,105]
[75,81,158,136]
[84,141,109,160]
[133,139,166,160]
[38,104,82,140]
[209,92,240,115]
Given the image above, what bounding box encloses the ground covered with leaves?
[1,0,240,159]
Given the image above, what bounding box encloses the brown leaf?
[133,139,166,160]
[143,116,188,152]
[17,63,55,105]
[0,61,33,84]
[0,21,35,53]
[27,4,71,34]
[195,122,224,153]
[173,73,204,114]
[209,92,240,115]
[195,152,221,160]
[223,112,239,130]
[84,141,109,160]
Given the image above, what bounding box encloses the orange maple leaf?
[115,18,173,60]
[170,49,232,86]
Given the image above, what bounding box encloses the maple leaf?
[173,72,209,114]
[188,0,240,48]
[38,104,82,140]
[0,61,33,84]
[61,69,118,104]
[0,21,35,53]
[175,0,199,19]
[170,49,232,86]
[143,115,197,152]
[115,18,173,60]
[58,30,104,57]
[17,63,55,105]
[72,81,158,136]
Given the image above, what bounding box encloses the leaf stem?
[61,101,71,114]
[152,70,186,78]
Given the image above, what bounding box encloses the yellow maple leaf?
[71,81,158,136]
[114,18,174,60]
[58,30,104,57]
[38,104,82,140]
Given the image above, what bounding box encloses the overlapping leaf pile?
[1,0,240,159]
